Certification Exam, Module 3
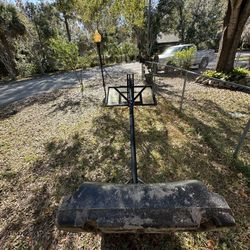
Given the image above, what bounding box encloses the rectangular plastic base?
[56,180,235,233]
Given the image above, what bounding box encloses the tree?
[48,37,78,70]
[0,3,26,79]
[185,0,224,47]
[23,2,63,72]
[157,0,224,48]
[216,0,250,72]
[76,0,145,58]
[56,0,77,42]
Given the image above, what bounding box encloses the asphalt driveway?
[0,63,142,107]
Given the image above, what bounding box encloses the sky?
[152,0,159,7]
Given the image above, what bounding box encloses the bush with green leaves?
[77,56,92,69]
[229,67,250,80]
[16,61,36,77]
[104,41,138,64]
[105,42,120,63]
[203,68,250,82]
[203,70,228,80]
[120,42,139,62]
[48,37,78,71]
[172,47,196,69]
[15,43,37,77]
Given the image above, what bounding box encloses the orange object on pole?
[93,30,102,43]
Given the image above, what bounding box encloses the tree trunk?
[34,23,45,74]
[178,4,185,43]
[216,0,250,73]
[147,0,151,57]
[64,13,71,42]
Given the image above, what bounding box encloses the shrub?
[120,42,139,62]
[87,52,99,67]
[229,67,250,81]
[172,47,196,69]
[16,62,36,77]
[203,70,228,80]
[203,68,250,82]
[15,51,37,77]
[77,56,91,69]
[15,38,38,77]
[48,37,78,71]
[105,41,138,64]
[106,42,120,63]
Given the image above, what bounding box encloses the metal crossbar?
[113,87,128,102]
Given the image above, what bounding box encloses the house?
[156,32,181,52]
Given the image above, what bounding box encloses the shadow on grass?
[101,233,182,250]
[154,80,181,99]
[177,99,250,183]
[24,105,184,248]
[25,184,57,248]
[48,95,99,115]
[0,91,63,120]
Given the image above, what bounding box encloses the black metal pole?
[127,74,138,184]
[97,42,107,100]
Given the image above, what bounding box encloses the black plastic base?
[56,180,235,233]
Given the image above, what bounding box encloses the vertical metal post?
[127,74,138,184]
[80,68,83,97]
[179,71,187,113]
[141,63,145,81]
[233,119,250,158]
[97,42,107,100]
[152,61,155,83]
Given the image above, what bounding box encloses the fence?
[145,61,250,160]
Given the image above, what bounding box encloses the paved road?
[0,63,142,107]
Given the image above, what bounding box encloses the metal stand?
[127,74,138,184]
[105,74,156,184]
[97,42,107,100]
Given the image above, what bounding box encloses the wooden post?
[233,119,250,158]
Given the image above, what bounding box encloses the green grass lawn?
[0,77,249,249]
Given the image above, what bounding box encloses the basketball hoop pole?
[127,74,138,184]
[97,42,107,100]
[93,30,106,101]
